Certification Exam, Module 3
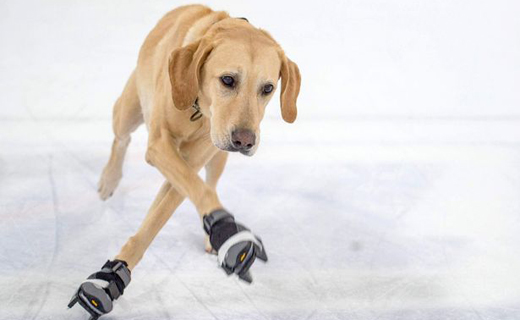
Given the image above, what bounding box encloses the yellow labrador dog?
[69,4,300,319]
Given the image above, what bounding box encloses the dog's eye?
[262,84,274,95]
[221,76,235,87]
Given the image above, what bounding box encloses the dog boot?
[68,259,131,320]
[203,209,268,283]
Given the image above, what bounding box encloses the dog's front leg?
[115,181,183,269]
[144,132,268,283]
[145,130,222,217]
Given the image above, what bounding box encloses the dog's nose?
[231,129,256,151]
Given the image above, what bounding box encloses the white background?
[2,0,520,120]
[1,1,520,319]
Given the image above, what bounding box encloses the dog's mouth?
[221,144,255,156]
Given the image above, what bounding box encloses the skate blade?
[238,270,253,283]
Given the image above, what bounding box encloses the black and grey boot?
[203,209,268,283]
[68,259,131,320]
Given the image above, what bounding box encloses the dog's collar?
[190,98,203,122]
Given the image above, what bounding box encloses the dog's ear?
[168,39,213,110]
[279,54,301,123]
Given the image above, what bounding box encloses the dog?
[69,5,300,318]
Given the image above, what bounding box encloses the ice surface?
[2,118,520,320]
[1,1,520,319]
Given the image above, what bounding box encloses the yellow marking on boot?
[240,252,246,262]
[91,299,98,307]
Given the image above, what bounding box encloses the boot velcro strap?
[102,260,131,286]
[87,260,131,300]
[203,210,235,235]
[106,281,121,300]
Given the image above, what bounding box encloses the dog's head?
[168,19,301,156]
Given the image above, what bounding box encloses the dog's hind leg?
[98,70,144,200]
[203,151,228,253]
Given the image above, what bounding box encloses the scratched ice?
[1,1,520,320]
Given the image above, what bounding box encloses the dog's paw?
[204,235,217,255]
[98,168,122,201]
